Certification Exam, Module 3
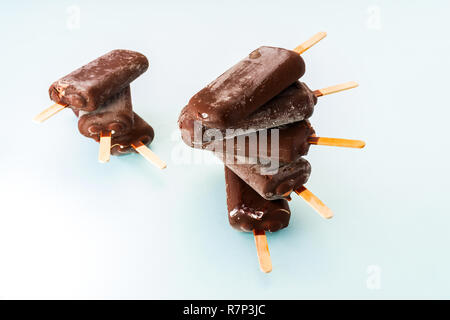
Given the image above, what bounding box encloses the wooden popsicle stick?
[282,191,292,201]
[293,32,327,54]
[313,81,359,97]
[98,131,112,163]
[308,137,366,149]
[131,141,167,169]
[295,186,333,219]
[33,103,66,123]
[253,230,272,273]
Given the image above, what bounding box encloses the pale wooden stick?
[295,186,333,219]
[132,141,167,169]
[253,230,272,273]
[313,81,359,97]
[98,131,112,163]
[33,103,66,123]
[308,137,366,149]
[293,32,327,54]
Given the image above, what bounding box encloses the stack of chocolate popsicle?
[34,49,166,169]
[178,32,365,272]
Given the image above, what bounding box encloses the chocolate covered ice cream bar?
[225,167,290,233]
[179,81,316,147]
[225,156,311,200]
[109,113,154,156]
[183,46,305,129]
[78,86,134,141]
[205,120,315,165]
[49,49,148,111]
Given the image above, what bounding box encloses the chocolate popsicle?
[110,113,155,156]
[225,167,290,233]
[225,156,311,200]
[203,120,315,165]
[49,49,148,111]
[183,46,305,129]
[179,81,316,147]
[78,86,134,141]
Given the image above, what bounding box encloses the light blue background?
[0,0,449,299]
